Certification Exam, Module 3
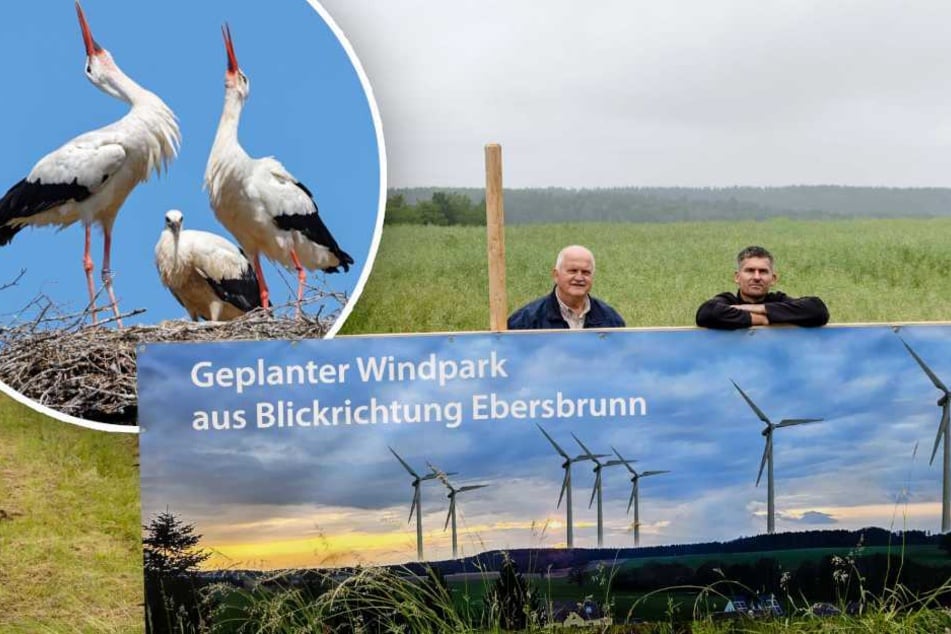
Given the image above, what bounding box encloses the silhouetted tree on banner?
[143,510,211,634]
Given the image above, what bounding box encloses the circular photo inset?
[0,1,385,429]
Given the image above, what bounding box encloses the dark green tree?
[143,510,211,576]
[143,511,212,634]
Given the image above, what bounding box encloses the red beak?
[75,2,102,56]
[222,24,239,73]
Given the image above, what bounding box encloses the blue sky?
[139,325,951,569]
[0,2,383,327]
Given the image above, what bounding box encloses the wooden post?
[485,144,507,331]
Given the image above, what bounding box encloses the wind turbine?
[900,338,951,532]
[607,447,669,546]
[537,424,597,548]
[731,380,823,535]
[571,433,610,547]
[428,463,488,559]
[389,447,444,560]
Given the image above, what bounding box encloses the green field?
[6,217,951,632]
[341,219,951,334]
[0,394,141,633]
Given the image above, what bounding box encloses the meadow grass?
[6,217,951,632]
[0,393,142,633]
[341,218,951,334]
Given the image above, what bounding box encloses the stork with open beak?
[205,25,353,318]
[0,2,180,326]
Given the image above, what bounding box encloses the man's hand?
[733,304,769,325]
[734,304,767,314]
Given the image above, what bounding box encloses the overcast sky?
[139,325,949,569]
[317,0,951,188]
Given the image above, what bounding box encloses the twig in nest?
[0,289,347,426]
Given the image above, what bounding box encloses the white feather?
[155,210,256,322]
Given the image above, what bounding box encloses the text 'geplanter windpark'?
[139,326,951,569]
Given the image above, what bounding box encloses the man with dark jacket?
[695,245,829,330]
[508,245,625,330]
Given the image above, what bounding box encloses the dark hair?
[736,245,774,268]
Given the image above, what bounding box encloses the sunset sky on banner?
[139,325,949,569]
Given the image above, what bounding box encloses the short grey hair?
[736,245,774,270]
[555,245,596,272]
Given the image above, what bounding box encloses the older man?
[507,245,625,330]
[695,245,829,330]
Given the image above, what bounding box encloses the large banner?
[138,325,949,570]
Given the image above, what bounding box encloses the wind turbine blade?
[642,470,670,477]
[902,339,950,392]
[444,498,454,531]
[611,446,637,474]
[427,461,453,488]
[931,404,950,466]
[731,380,771,424]
[557,469,569,508]
[589,471,601,508]
[458,484,488,493]
[777,418,824,428]
[627,484,636,514]
[389,446,419,478]
[408,488,419,524]
[756,436,770,487]
[538,424,569,459]
[571,432,595,459]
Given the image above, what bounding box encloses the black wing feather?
[200,264,262,314]
[271,182,354,273]
[0,178,92,246]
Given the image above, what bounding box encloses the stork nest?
[0,291,343,426]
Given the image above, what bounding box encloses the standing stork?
[155,210,260,322]
[0,3,179,326]
[205,25,353,318]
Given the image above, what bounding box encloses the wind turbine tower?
[571,433,610,547]
[607,447,669,546]
[731,380,824,535]
[429,463,488,559]
[900,338,951,532]
[537,424,597,549]
[389,447,442,560]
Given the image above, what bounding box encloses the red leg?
[252,253,270,310]
[83,224,97,324]
[101,227,123,328]
[289,248,305,319]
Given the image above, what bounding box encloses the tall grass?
[342,219,951,334]
[0,393,142,633]
[194,552,951,633]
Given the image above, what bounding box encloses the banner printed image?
[139,325,948,570]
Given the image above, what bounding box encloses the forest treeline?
[386,186,951,225]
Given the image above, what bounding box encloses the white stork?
[205,25,353,317]
[0,2,180,326]
[155,210,260,322]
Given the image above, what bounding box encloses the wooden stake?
[485,144,507,331]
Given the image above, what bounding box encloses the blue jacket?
[507,288,626,330]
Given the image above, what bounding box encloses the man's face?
[734,256,777,302]
[552,250,594,302]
